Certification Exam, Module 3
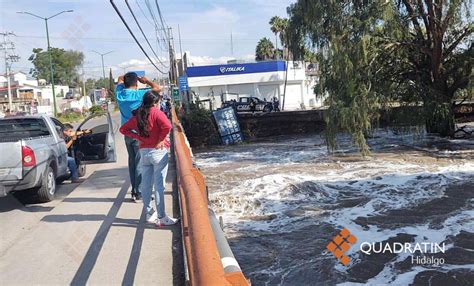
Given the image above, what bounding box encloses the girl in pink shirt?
[120,91,178,226]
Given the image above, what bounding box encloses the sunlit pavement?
[0,111,184,285]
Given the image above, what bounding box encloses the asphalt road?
[0,110,184,285]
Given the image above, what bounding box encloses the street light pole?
[44,18,57,116]
[100,54,105,79]
[17,10,73,117]
[92,50,114,79]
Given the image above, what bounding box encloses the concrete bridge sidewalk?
[0,132,184,285]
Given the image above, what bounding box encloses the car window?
[241,98,248,103]
[78,113,110,133]
[0,118,51,140]
[50,118,65,138]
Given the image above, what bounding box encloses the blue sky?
[0,0,294,79]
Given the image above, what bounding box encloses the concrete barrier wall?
[237,103,474,140]
[238,109,326,140]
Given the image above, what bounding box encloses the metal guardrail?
[171,108,250,286]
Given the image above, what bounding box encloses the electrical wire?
[136,0,169,63]
[125,0,169,68]
[144,0,159,27]
[155,0,169,43]
[145,0,168,47]
[135,0,155,27]
[141,0,167,51]
[110,0,167,74]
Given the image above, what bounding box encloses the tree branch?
[444,26,473,58]
[424,0,437,36]
[394,40,432,55]
[448,77,470,98]
[401,0,425,41]
[416,0,431,41]
[440,1,463,35]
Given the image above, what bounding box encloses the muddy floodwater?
[195,126,474,286]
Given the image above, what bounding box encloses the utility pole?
[230,30,234,58]
[178,24,184,74]
[167,27,177,85]
[81,64,86,98]
[168,26,188,111]
[1,32,19,111]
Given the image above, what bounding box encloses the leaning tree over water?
[287,0,473,155]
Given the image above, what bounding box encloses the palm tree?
[269,16,281,58]
[255,37,275,61]
[269,16,289,60]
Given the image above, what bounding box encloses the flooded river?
[195,126,474,286]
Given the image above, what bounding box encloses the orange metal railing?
[171,108,250,286]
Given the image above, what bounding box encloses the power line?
[125,0,168,68]
[144,0,168,50]
[144,0,159,28]
[154,0,169,42]
[144,0,167,46]
[14,34,262,43]
[109,0,167,74]
[135,0,155,27]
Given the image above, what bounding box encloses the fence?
[171,108,250,286]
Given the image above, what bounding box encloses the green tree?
[94,78,109,89]
[30,48,84,86]
[287,0,473,154]
[255,37,276,61]
[81,77,109,97]
[84,78,96,93]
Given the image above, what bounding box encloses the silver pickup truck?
[0,112,116,202]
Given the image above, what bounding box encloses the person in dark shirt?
[249,98,257,113]
[272,96,280,112]
[62,123,90,183]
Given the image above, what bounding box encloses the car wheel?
[35,165,56,202]
[77,162,86,177]
[263,106,271,112]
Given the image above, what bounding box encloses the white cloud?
[187,54,255,66]
[112,57,169,78]
[112,53,255,78]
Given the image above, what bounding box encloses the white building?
[186,60,321,110]
[0,71,69,113]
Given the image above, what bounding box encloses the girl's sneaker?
[156,215,178,227]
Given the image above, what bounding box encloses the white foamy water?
[195,130,474,285]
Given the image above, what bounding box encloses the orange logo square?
[326,228,357,266]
